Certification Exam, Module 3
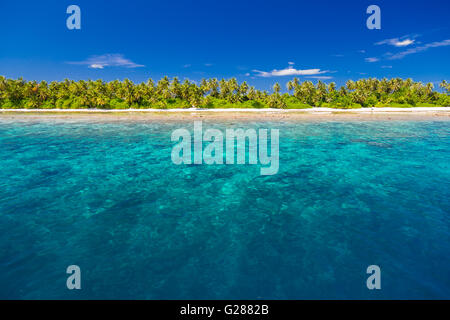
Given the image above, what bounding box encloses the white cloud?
[381,65,393,69]
[388,39,450,60]
[253,65,329,77]
[306,76,333,80]
[68,54,144,69]
[183,64,191,68]
[394,39,415,47]
[376,38,415,47]
[365,57,379,63]
[89,64,104,69]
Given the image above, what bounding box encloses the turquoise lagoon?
[0,118,449,299]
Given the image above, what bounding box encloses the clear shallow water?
[0,119,449,299]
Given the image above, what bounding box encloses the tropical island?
[0,76,449,110]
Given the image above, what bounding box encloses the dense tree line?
[0,76,449,109]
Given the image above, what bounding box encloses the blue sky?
[0,0,449,91]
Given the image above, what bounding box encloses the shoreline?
[1,107,450,113]
[1,107,450,122]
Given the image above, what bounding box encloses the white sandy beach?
[1,107,449,122]
[1,107,450,113]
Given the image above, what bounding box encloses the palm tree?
[440,80,450,94]
[0,76,447,109]
[170,77,182,99]
[247,86,257,101]
[156,76,171,100]
[346,80,356,91]
[208,78,219,98]
[273,83,281,94]
[188,83,203,107]
[0,76,6,102]
[287,78,299,92]
[315,81,328,104]
[239,81,249,101]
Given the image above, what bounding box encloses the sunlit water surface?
[0,119,449,299]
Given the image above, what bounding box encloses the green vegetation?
[0,76,449,109]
